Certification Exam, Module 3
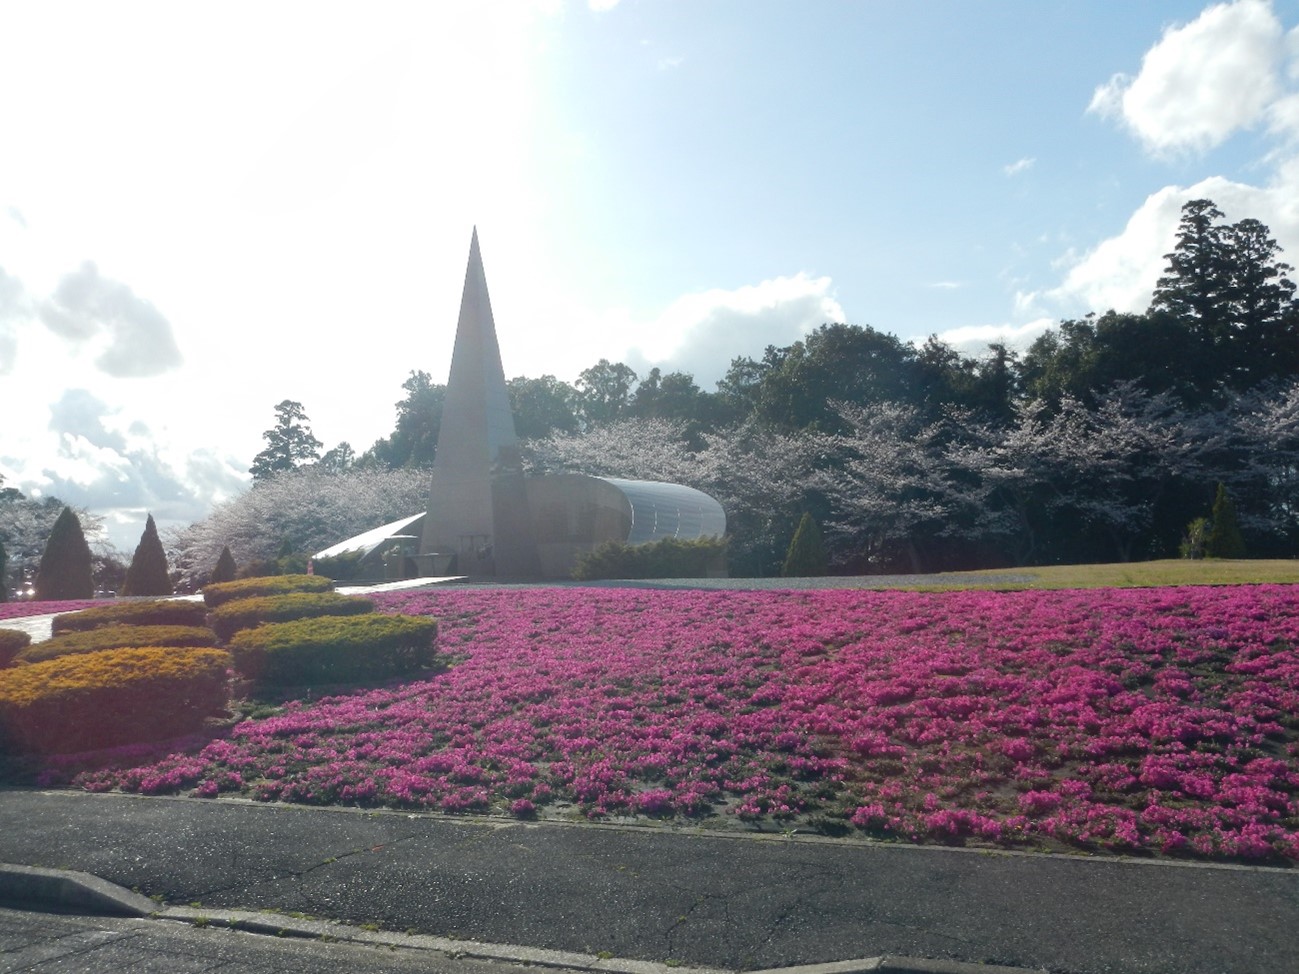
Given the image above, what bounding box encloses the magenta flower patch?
[72,585,1299,861]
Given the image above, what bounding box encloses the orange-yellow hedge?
[51,599,208,635]
[202,574,333,609]
[209,592,373,642]
[0,647,231,754]
[15,624,218,665]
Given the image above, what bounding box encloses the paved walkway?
[0,789,1294,974]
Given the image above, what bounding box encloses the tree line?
[206,198,1299,579]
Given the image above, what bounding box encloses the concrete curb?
[0,863,157,917]
[0,862,1047,974]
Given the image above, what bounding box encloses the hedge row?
[209,592,374,642]
[0,630,32,667]
[227,614,438,688]
[202,574,333,609]
[15,625,218,666]
[0,647,231,754]
[51,599,209,635]
[571,536,729,580]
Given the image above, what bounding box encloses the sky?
[4,0,1299,553]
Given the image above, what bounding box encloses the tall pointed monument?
[420,230,539,576]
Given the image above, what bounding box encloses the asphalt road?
[0,790,1294,974]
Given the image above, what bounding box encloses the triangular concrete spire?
[421,230,538,576]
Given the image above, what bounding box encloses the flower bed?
[72,586,1299,861]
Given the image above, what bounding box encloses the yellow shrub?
[0,647,231,754]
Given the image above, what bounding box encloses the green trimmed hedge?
[227,613,437,688]
[15,624,218,666]
[202,573,333,608]
[0,647,231,754]
[209,592,374,642]
[571,536,729,580]
[0,630,32,667]
[50,599,209,635]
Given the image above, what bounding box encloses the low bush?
[51,599,209,635]
[0,647,231,754]
[227,613,437,688]
[15,625,218,666]
[209,592,374,642]
[0,630,32,667]
[571,536,729,581]
[202,573,333,609]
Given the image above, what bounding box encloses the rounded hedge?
[227,613,437,688]
[15,624,218,666]
[51,599,209,636]
[209,592,374,642]
[202,574,333,609]
[0,630,32,668]
[0,647,231,754]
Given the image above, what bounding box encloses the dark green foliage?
[359,371,445,469]
[311,550,363,581]
[16,624,217,665]
[0,539,8,602]
[51,599,209,635]
[782,513,828,577]
[571,536,729,580]
[202,573,333,608]
[1207,484,1247,559]
[121,514,173,596]
[210,546,237,585]
[209,592,374,642]
[250,400,322,481]
[0,630,31,667]
[34,507,94,601]
[226,613,437,688]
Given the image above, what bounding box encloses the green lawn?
[922,558,1299,590]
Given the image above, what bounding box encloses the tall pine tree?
[34,507,94,601]
[121,513,173,596]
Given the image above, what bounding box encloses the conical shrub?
[121,514,173,596]
[782,512,828,577]
[211,545,238,585]
[1206,483,1247,559]
[34,507,94,601]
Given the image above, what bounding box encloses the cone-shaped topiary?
[1206,482,1247,559]
[210,545,237,585]
[34,507,94,601]
[121,514,173,596]
[782,512,828,577]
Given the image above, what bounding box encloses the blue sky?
[3,0,1299,551]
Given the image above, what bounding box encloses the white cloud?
[1087,0,1286,155]
[931,318,1056,357]
[1003,157,1035,177]
[624,274,845,387]
[38,262,182,378]
[1042,172,1299,316]
[928,281,963,290]
[589,0,621,10]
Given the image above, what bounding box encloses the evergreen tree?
[34,507,94,600]
[1206,483,1247,559]
[121,513,173,596]
[211,545,238,584]
[250,400,322,481]
[0,538,8,602]
[782,512,828,577]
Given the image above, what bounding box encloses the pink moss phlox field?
[73,586,1299,861]
[0,601,99,623]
